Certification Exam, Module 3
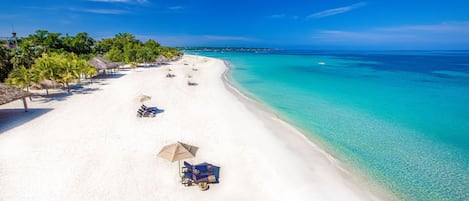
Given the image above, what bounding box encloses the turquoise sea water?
[190,50,469,201]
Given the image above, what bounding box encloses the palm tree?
[6,66,32,92]
[130,62,137,71]
[32,53,59,95]
[84,66,97,84]
[0,45,13,82]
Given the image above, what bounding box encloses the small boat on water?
[318,61,326,65]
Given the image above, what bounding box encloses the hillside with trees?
[0,30,182,93]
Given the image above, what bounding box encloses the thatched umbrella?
[156,55,168,65]
[0,83,33,112]
[87,57,119,72]
[136,94,151,103]
[40,80,61,95]
[39,80,61,88]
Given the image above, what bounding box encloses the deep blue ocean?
[188,50,469,201]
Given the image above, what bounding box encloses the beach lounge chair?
[136,108,155,118]
[181,171,195,187]
[181,161,220,185]
[141,104,158,112]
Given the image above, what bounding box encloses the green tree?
[33,53,58,95]
[0,45,13,82]
[28,30,63,52]
[105,47,124,62]
[123,43,138,63]
[96,33,181,64]
[144,39,160,49]
[94,38,115,55]
[130,62,137,71]
[84,66,98,83]
[10,38,43,69]
[62,32,94,55]
[56,58,75,94]
[45,52,89,93]
[5,65,32,92]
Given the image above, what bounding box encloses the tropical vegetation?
[1,30,182,94]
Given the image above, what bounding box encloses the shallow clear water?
[190,50,469,201]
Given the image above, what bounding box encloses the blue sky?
[1,0,469,49]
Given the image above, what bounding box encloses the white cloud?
[203,35,255,42]
[88,0,147,3]
[83,9,128,14]
[0,14,21,19]
[311,21,469,49]
[312,30,414,42]
[168,6,184,10]
[308,2,366,19]
[89,0,129,2]
[270,14,286,18]
[378,21,469,33]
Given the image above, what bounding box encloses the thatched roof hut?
[87,57,120,70]
[0,83,33,111]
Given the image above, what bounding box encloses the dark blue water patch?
[263,50,469,75]
[345,54,469,74]
[432,73,460,79]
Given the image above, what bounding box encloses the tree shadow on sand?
[93,73,125,79]
[32,82,102,103]
[0,108,53,134]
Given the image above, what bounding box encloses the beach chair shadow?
[141,104,165,114]
[187,81,198,86]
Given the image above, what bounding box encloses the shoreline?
[1,54,395,200]
[218,56,398,201]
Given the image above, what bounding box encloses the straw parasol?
[39,80,61,89]
[0,83,33,112]
[87,57,119,71]
[156,55,168,65]
[136,94,151,103]
[157,141,199,176]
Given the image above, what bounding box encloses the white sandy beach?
[0,55,387,201]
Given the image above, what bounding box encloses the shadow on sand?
[31,82,103,103]
[93,73,125,79]
[0,73,125,133]
[0,108,53,134]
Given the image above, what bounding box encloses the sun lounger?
[181,161,220,185]
[181,171,195,187]
[141,104,159,112]
[136,108,155,118]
